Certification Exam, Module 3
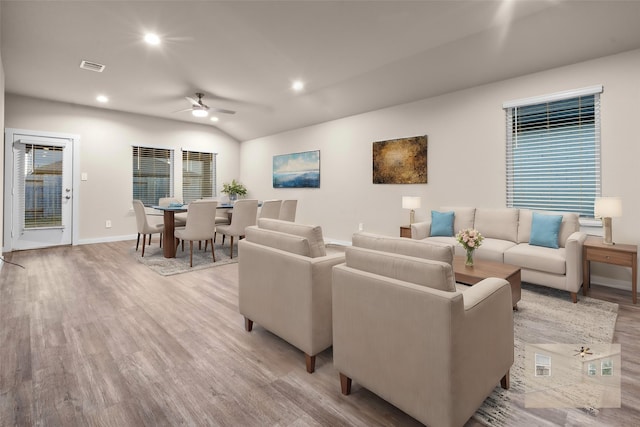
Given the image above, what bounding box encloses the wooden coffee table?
[453,256,522,310]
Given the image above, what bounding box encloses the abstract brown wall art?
[372,135,428,184]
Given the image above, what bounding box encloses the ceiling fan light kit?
[177,92,236,119]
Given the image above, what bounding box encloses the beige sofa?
[238,218,345,373]
[333,233,514,427]
[411,207,588,302]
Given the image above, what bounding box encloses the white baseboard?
[76,234,137,245]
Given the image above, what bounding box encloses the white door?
[4,129,76,250]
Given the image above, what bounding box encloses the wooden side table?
[400,225,412,238]
[583,236,637,304]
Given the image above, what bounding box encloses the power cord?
[0,256,26,269]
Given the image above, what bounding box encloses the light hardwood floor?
[1,241,638,426]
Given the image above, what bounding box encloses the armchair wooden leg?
[501,370,510,390]
[570,292,578,303]
[340,373,352,395]
[305,354,316,373]
[244,317,253,332]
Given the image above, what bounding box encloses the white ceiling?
[2,1,640,141]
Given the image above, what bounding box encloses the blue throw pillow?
[431,211,455,237]
[529,212,563,249]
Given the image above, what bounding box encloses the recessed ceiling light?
[192,109,208,118]
[144,33,161,45]
[292,80,305,92]
[96,95,109,103]
[210,116,219,122]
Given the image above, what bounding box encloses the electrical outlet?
[105,220,112,228]
[358,223,364,231]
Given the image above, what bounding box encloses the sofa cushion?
[474,208,519,242]
[258,218,326,257]
[353,232,454,264]
[430,211,455,237]
[529,212,563,249]
[505,243,566,275]
[245,226,311,257]
[473,238,517,263]
[518,210,579,248]
[345,246,456,292]
[440,206,475,233]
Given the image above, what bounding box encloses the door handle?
[65,195,71,200]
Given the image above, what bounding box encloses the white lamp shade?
[402,196,421,210]
[594,197,622,218]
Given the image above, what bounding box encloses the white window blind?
[19,144,64,229]
[132,146,174,206]
[505,88,601,217]
[182,150,216,203]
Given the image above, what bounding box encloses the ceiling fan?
[573,346,593,358]
[176,92,236,117]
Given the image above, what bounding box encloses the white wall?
[4,95,241,243]
[240,49,640,287]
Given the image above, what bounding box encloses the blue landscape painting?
[273,150,320,188]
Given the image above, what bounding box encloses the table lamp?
[402,196,421,225]
[594,197,622,245]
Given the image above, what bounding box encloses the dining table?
[152,203,236,258]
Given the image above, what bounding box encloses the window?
[587,363,597,376]
[504,86,602,217]
[182,150,216,203]
[20,144,64,228]
[535,353,551,376]
[601,359,613,376]
[132,146,174,206]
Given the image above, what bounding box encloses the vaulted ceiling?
[3,1,640,141]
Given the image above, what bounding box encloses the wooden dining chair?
[216,199,259,259]
[258,199,282,219]
[174,200,218,267]
[279,200,298,221]
[132,200,164,257]
[159,197,186,227]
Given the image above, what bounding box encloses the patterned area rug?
[466,283,619,426]
[132,240,238,276]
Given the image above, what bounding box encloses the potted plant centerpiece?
[221,179,248,202]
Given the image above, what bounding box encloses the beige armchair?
[333,234,514,427]
[238,219,345,373]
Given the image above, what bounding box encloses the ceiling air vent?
[79,60,106,73]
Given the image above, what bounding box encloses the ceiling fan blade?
[172,108,193,113]
[209,107,236,115]
[185,96,200,106]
